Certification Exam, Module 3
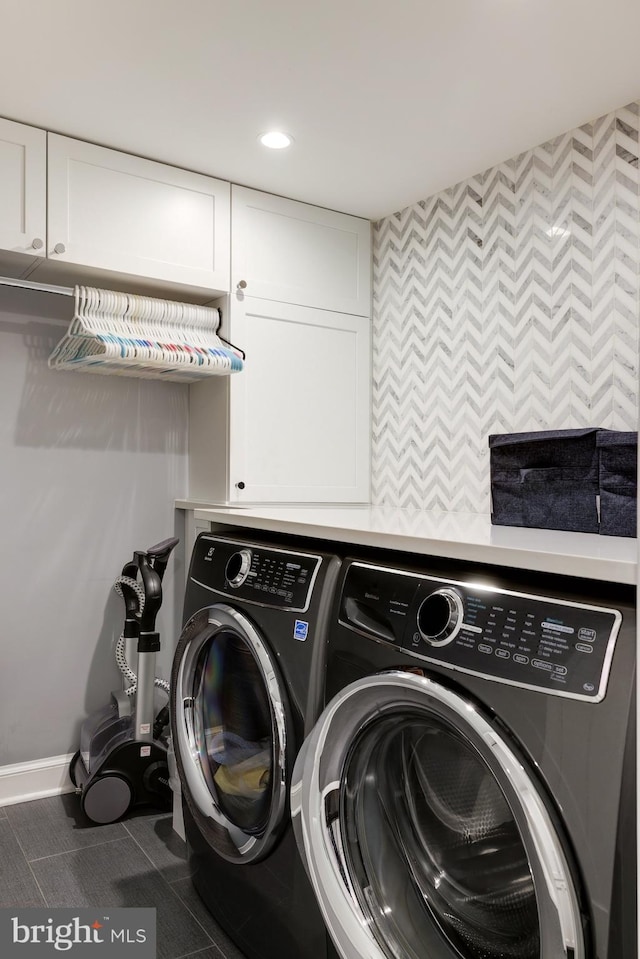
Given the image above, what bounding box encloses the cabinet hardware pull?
[31,238,44,250]
[237,280,247,290]
[53,242,66,254]
[236,481,246,490]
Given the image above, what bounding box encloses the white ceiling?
[1,0,639,220]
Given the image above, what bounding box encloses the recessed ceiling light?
[259,131,294,150]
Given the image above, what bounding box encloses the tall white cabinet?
[189,187,372,505]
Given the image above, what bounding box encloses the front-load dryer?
[171,531,340,959]
[292,555,636,959]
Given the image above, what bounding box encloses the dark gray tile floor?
[0,794,245,959]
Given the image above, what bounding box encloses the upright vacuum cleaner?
[70,537,179,825]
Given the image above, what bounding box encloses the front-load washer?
[171,531,340,959]
[292,555,636,959]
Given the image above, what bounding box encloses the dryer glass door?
[173,605,290,864]
[342,712,538,959]
[292,671,585,959]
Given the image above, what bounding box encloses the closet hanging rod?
[0,275,74,297]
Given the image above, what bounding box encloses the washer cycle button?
[578,628,597,642]
[575,643,593,653]
[478,644,493,654]
[495,649,511,660]
[513,654,529,665]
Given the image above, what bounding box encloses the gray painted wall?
[0,286,188,766]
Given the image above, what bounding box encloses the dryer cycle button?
[532,659,554,672]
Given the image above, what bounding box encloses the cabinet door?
[227,297,370,503]
[232,186,371,316]
[0,118,46,258]
[47,134,230,292]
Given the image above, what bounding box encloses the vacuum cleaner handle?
[146,537,179,583]
[118,579,142,639]
[136,552,164,633]
[121,558,140,580]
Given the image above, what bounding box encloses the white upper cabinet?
[189,296,371,504]
[231,186,371,316]
[228,297,370,502]
[47,134,230,293]
[0,118,46,265]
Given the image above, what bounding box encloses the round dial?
[225,549,252,587]
[417,588,464,646]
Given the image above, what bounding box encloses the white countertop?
[175,502,638,585]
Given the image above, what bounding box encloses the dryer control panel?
[339,562,623,701]
[189,535,321,613]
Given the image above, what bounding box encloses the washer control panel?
[190,535,321,612]
[339,562,622,701]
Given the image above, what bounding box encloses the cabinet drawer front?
[232,186,371,316]
[47,134,230,291]
[0,118,46,256]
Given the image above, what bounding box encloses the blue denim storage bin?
[597,431,637,538]
[489,429,600,533]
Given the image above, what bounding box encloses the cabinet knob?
[52,242,66,255]
[237,280,247,290]
[31,238,44,250]
[236,481,246,490]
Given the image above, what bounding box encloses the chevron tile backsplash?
[372,101,640,514]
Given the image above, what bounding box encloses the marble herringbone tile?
[372,100,640,513]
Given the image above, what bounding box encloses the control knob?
[225,549,252,587]
[417,588,464,646]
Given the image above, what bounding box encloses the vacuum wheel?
[81,774,132,825]
[68,750,82,788]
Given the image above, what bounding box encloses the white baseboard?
[0,754,75,807]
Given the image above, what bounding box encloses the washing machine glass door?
[173,604,290,864]
[292,670,585,959]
